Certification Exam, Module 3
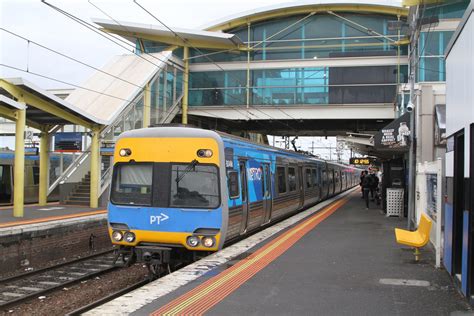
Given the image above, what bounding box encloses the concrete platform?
[88,189,472,315]
[0,203,106,228]
[0,203,109,275]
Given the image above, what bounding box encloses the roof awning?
[0,78,105,130]
[93,18,244,50]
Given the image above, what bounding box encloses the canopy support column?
[143,82,151,128]
[13,108,26,217]
[39,131,50,206]
[90,127,100,208]
[182,46,189,125]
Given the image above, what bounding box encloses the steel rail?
[0,250,118,309]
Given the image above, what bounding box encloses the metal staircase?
[49,94,184,206]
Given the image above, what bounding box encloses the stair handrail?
[48,150,91,195]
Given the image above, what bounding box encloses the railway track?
[0,250,118,309]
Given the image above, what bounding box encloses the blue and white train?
[108,127,359,266]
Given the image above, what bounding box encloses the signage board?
[374,112,411,152]
[349,157,373,165]
[54,132,82,152]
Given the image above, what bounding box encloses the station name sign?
[349,157,373,165]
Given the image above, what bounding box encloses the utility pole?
[406,4,421,230]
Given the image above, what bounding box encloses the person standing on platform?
[361,173,371,209]
[369,172,379,201]
[359,170,367,198]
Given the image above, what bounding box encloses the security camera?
[406,101,414,112]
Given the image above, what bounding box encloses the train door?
[239,160,250,234]
[0,165,12,204]
[262,163,272,224]
[298,166,304,208]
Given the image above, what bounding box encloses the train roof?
[118,127,357,169]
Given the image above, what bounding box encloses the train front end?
[108,127,227,264]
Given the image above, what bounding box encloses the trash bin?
[386,188,404,217]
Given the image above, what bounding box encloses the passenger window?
[227,171,239,199]
[312,169,318,187]
[288,167,296,191]
[277,166,286,194]
[305,168,312,188]
[32,166,40,185]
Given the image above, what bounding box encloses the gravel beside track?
[0,264,148,315]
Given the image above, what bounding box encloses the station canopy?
[0,78,104,130]
[93,18,244,50]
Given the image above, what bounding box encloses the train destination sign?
[349,157,373,165]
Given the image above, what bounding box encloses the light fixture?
[202,236,215,248]
[124,232,135,243]
[186,236,200,247]
[197,149,213,158]
[119,148,132,157]
[112,230,123,241]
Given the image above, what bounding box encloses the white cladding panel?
[446,15,474,138]
[445,151,454,177]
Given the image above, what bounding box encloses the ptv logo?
[150,213,169,225]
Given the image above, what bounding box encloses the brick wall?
[0,219,111,275]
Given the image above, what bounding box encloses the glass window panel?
[288,167,296,191]
[305,168,312,188]
[277,166,286,194]
[170,164,220,208]
[419,57,443,82]
[166,70,174,107]
[111,163,153,206]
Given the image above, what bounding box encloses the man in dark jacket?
[359,170,367,198]
[369,173,379,200]
[362,174,371,209]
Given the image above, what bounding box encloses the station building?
[0,1,470,274]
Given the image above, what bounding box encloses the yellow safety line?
[160,197,349,315]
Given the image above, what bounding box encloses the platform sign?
[54,132,82,152]
[25,147,39,156]
[349,157,373,165]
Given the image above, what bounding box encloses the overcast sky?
[0,0,375,160]
[1,0,295,89]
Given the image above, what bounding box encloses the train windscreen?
[111,163,153,206]
[170,164,220,208]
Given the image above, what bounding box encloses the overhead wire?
[132,0,302,127]
[39,0,245,122]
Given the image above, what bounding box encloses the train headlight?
[186,236,200,247]
[124,232,135,243]
[202,236,215,248]
[119,148,132,157]
[197,149,213,158]
[112,230,123,241]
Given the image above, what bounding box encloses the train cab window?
[227,171,239,199]
[111,163,153,206]
[288,167,297,191]
[312,169,318,187]
[170,164,220,208]
[277,166,287,194]
[305,168,312,188]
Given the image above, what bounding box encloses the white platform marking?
[379,278,430,287]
